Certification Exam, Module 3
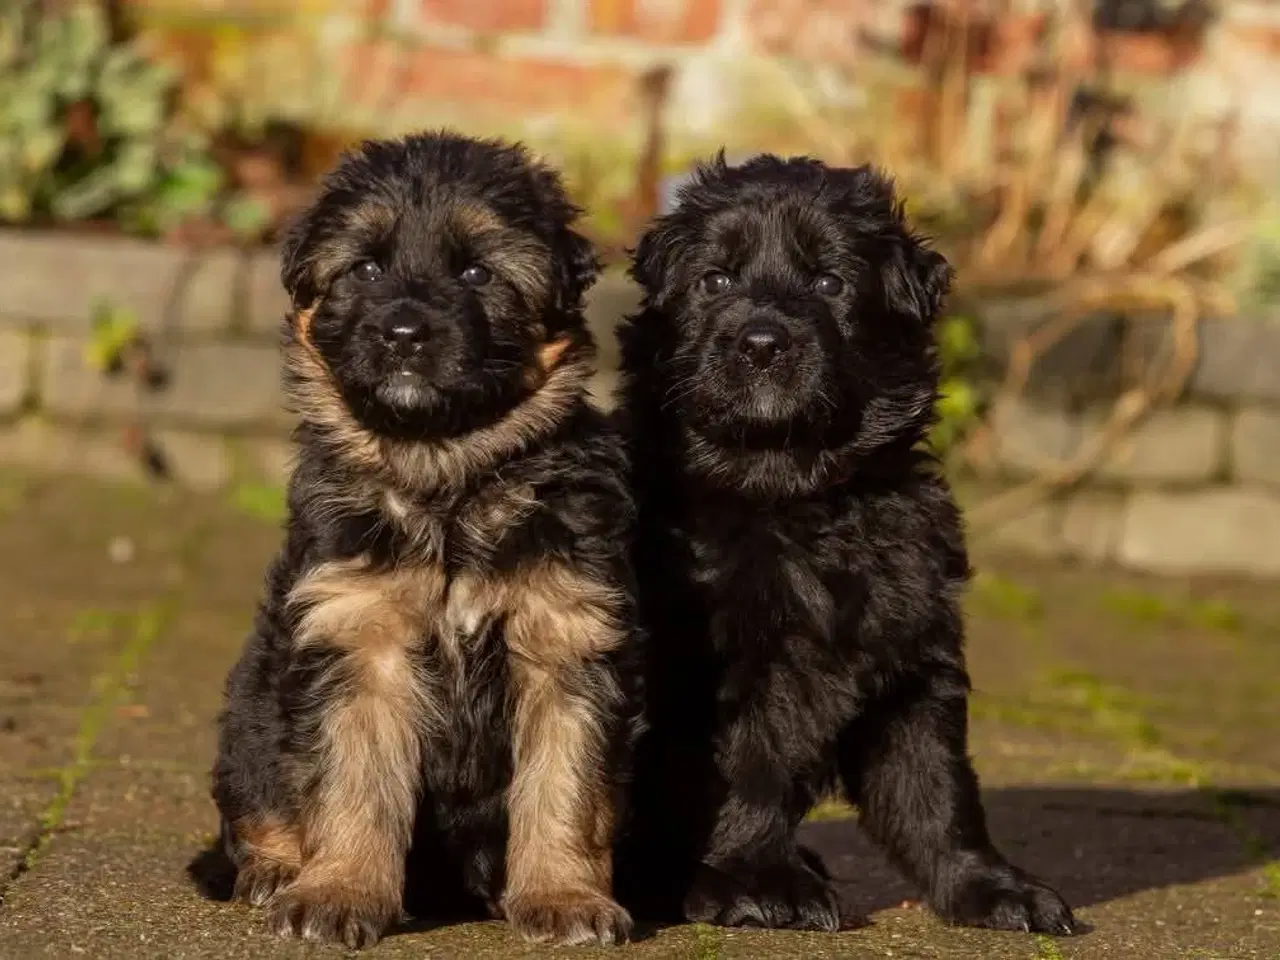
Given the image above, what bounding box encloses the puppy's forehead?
[339,193,505,243]
[704,197,854,264]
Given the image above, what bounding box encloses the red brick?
[419,0,547,33]
[341,41,415,113]
[588,0,721,45]
[745,0,866,61]
[1221,22,1280,59]
[342,45,639,125]
[901,9,1047,76]
[1094,30,1200,75]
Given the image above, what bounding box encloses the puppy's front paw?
[232,857,298,907]
[503,889,633,946]
[938,859,1075,936]
[267,883,398,949]
[684,856,842,932]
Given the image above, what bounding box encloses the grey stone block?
[1060,491,1127,562]
[43,338,284,427]
[1191,317,1280,403]
[244,247,291,335]
[990,397,1080,476]
[0,231,238,332]
[972,499,1064,558]
[154,431,231,492]
[0,419,144,484]
[42,337,141,419]
[246,438,296,487]
[1118,488,1280,577]
[0,330,31,414]
[977,299,1127,401]
[585,270,640,373]
[1232,406,1280,487]
[1088,406,1227,484]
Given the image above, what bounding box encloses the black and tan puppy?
[613,154,1075,937]
[211,132,642,948]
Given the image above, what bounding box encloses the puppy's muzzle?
[378,306,431,358]
[735,317,793,371]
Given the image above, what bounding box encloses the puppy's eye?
[815,274,844,296]
[352,261,383,283]
[701,271,733,295]
[461,265,492,287]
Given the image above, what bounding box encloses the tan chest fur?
[288,478,622,703]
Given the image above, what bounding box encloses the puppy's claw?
[938,860,1075,936]
[684,857,842,932]
[232,859,297,908]
[266,884,395,949]
[503,889,632,946]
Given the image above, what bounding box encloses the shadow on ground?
[807,785,1280,922]
[186,785,1280,932]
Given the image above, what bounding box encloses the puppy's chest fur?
[300,473,545,657]
[659,486,964,680]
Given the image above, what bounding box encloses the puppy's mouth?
[375,368,440,410]
[688,316,828,436]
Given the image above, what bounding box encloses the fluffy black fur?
[211,132,643,948]
[613,154,1076,937]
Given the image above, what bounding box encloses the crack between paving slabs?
[0,521,213,906]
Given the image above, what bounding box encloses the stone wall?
[4,228,1280,578]
[0,230,635,493]
[973,299,1280,578]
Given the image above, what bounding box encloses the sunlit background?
[1,2,1278,957]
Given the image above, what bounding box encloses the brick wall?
[124,1,1280,181]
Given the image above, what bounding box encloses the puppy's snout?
[736,319,792,370]
[379,308,431,353]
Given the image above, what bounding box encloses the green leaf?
[85,302,141,371]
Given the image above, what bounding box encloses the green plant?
[0,0,224,233]
[931,312,981,455]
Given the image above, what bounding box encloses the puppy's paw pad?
[267,885,396,949]
[504,890,633,946]
[944,868,1076,936]
[232,859,298,908]
[684,859,842,932]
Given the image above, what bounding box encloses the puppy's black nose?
[379,311,429,352]
[736,320,792,369]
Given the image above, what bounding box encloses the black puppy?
[613,154,1075,936]
[211,132,642,948]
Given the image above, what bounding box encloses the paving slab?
[0,475,1277,959]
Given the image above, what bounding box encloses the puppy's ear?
[552,226,601,314]
[882,236,954,322]
[629,219,683,303]
[279,208,320,308]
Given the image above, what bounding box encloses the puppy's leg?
[680,718,841,932]
[214,625,302,906]
[839,662,1076,936]
[268,562,437,949]
[501,566,633,946]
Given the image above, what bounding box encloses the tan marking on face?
[452,202,505,237]
[283,316,593,493]
[537,338,572,374]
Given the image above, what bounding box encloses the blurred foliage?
[231,481,287,524]
[0,1,265,240]
[85,301,141,373]
[932,313,982,456]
